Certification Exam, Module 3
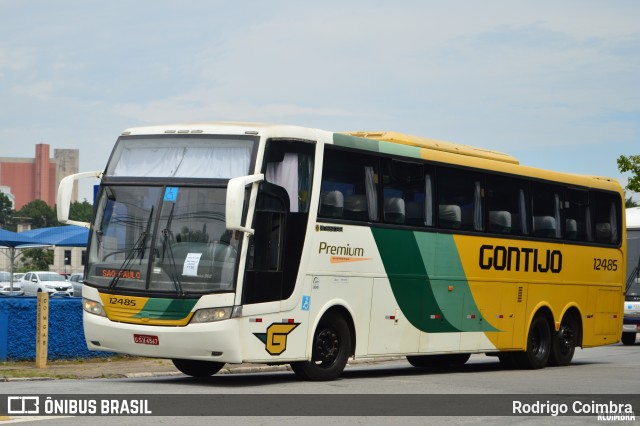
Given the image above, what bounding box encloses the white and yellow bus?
[58,123,625,380]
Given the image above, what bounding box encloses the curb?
[2,357,405,381]
[124,357,404,378]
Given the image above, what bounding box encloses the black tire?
[290,311,351,381]
[515,313,551,370]
[548,313,579,366]
[407,353,471,368]
[621,332,637,345]
[171,359,225,377]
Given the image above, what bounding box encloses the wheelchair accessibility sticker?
[301,295,310,311]
[164,187,178,202]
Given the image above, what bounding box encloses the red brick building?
[0,144,79,210]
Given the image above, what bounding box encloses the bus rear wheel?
[290,311,351,381]
[621,332,637,345]
[172,359,225,377]
[515,313,551,370]
[407,353,471,368]
[548,313,579,366]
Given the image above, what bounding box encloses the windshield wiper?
[159,203,184,295]
[109,206,154,290]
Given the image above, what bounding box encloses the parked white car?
[0,271,24,296]
[21,271,74,297]
[68,272,84,297]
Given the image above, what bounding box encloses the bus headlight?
[83,298,106,317]
[190,307,232,323]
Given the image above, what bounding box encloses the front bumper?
[83,311,243,363]
[0,289,24,296]
[45,289,73,297]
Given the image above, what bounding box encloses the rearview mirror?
[56,171,103,228]
[225,174,264,235]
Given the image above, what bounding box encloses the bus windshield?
[86,185,240,295]
[105,135,254,179]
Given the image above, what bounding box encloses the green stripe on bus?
[414,232,498,332]
[334,133,424,160]
[378,140,422,158]
[333,133,380,152]
[371,228,497,333]
[133,298,198,320]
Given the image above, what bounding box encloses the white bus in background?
[623,207,640,345]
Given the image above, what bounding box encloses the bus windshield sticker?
[182,253,202,277]
[164,187,178,202]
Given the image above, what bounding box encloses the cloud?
[0,0,638,192]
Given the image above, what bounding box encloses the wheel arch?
[312,302,357,357]
[558,305,584,348]
[524,304,554,349]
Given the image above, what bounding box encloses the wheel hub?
[558,325,575,354]
[315,329,339,365]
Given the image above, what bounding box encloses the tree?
[617,155,640,193]
[15,199,60,229]
[627,197,639,208]
[68,200,94,223]
[0,192,14,230]
[20,248,54,270]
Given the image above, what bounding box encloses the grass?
[0,355,144,380]
[0,369,77,380]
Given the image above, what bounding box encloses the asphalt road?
[2,342,639,425]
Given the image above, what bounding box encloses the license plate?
[133,334,159,345]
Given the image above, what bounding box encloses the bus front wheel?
[172,359,225,377]
[515,313,551,370]
[290,311,351,381]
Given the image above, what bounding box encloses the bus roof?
[343,131,623,194]
[345,131,520,165]
[115,122,621,194]
[628,207,640,230]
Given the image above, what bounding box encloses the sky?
[0,0,639,203]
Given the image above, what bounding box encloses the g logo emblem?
[254,322,300,355]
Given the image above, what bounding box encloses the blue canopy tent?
[0,229,43,294]
[1,226,89,294]
[21,225,89,247]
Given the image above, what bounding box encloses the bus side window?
[532,183,562,239]
[320,148,379,222]
[590,191,621,245]
[486,175,529,235]
[436,167,484,231]
[319,190,344,218]
[564,188,590,241]
[381,158,426,226]
[264,140,314,213]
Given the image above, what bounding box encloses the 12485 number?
[593,258,617,271]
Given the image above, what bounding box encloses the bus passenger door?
[242,183,287,305]
[242,140,314,308]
